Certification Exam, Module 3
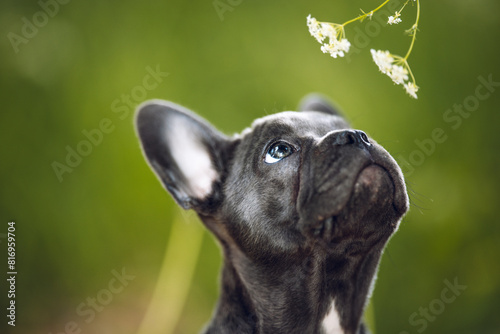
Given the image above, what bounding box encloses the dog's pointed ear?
[298,93,342,116]
[135,100,229,210]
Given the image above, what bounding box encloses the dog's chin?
[337,164,396,225]
[355,164,393,197]
[352,164,395,212]
[311,164,402,245]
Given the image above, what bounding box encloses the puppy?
[135,94,409,334]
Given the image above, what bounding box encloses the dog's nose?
[334,130,371,146]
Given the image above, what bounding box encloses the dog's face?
[136,96,408,257]
[222,109,408,257]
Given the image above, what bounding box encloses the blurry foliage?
[0,0,499,333]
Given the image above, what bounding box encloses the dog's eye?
[265,142,294,164]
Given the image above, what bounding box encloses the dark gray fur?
[135,94,409,334]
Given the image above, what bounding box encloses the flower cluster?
[388,12,402,25]
[306,0,421,99]
[307,15,350,58]
[370,49,419,98]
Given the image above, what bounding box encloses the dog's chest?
[321,300,344,334]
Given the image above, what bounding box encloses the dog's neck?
[203,229,381,334]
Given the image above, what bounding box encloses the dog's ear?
[298,93,342,116]
[135,100,228,210]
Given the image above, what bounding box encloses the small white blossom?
[338,38,351,52]
[389,65,409,85]
[371,49,408,85]
[370,48,420,97]
[320,38,351,58]
[404,82,419,99]
[370,49,394,74]
[388,12,402,25]
[320,22,337,40]
[320,43,333,54]
[307,15,350,59]
[307,15,325,43]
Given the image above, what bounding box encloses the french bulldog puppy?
[135,95,409,334]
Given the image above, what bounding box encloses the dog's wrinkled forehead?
[241,111,350,141]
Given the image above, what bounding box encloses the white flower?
[338,38,351,52]
[404,82,419,99]
[307,15,324,43]
[388,12,402,25]
[370,49,394,74]
[320,22,337,40]
[370,48,419,97]
[320,43,332,54]
[321,38,351,58]
[307,15,350,58]
[389,65,409,85]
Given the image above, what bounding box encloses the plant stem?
[406,60,417,83]
[404,0,420,60]
[398,0,411,15]
[341,0,391,26]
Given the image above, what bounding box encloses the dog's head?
[135,95,408,258]
[136,95,409,333]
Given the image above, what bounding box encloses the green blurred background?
[1,0,499,333]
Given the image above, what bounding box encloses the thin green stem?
[406,60,417,83]
[339,26,346,40]
[397,0,411,15]
[341,0,391,26]
[393,55,416,83]
[404,0,420,60]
